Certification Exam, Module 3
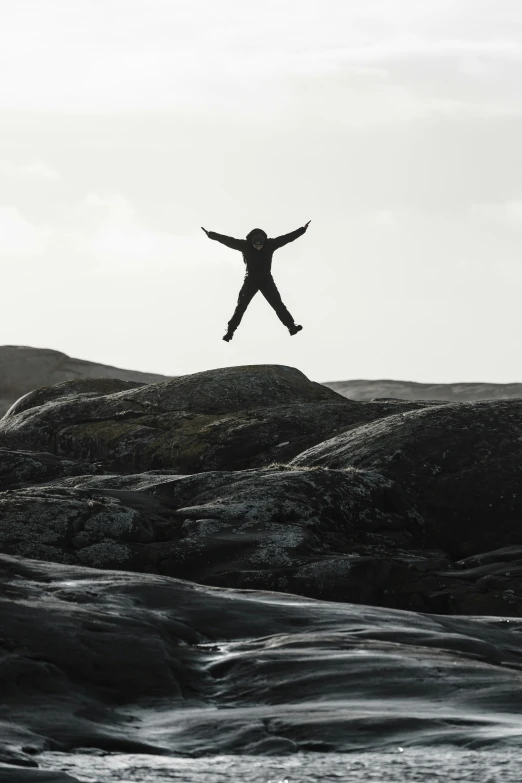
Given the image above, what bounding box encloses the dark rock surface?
[0,463,425,599]
[1,363,522,778]
[0,364,521,616]
[0,448,103,492]
[2,345,521,420]
[0,365,430,473]
[0,770,83,782]
[325,378,522,402]
[291,400,522,555]
[0,345,169,418]
[2,553,522,774]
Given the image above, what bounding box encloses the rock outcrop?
[0,365,430,473]
[0,364,521,617]
[2,362,522,778]
[291,400,522,556]
[4,345,521,419]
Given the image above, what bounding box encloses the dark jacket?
[208,226,306,279]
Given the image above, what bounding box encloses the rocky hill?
[2,347,521,420]
[2,362,522,776]
[0,363,520,616]
[325,378,522,402]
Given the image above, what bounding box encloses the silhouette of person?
[202,222,311,341]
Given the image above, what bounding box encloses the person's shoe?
[223,330,234,342]
[288,324,303,336]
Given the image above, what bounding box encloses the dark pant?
[228,276,295,332]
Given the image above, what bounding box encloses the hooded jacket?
[208,225,306,279]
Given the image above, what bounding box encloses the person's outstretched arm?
[201,227,244,251]
[271,220,311,250]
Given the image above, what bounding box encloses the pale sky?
[1,0,521,382]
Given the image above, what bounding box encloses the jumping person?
[201,222,311,342]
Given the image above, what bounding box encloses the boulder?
[291,400,522,558]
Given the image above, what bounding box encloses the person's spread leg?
[223,278,259,341]
[260,277,302,335]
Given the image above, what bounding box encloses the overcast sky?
[2,0,521,382]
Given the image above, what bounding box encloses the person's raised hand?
[303,220,311,230]
[201,227,209,236]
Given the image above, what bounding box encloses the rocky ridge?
[2,346,522,421]
[2,361,522,776]
[0,363,520,617]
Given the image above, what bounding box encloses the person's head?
[246,228,267,250]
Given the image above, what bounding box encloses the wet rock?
[2,360,522,778]
[2,553,522,769]
[458,545,522,567]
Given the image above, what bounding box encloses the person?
[201,221,311,341]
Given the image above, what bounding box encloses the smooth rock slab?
[2,554,522,771]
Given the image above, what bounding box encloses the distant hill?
[0,345,170,417]
[324,379,522,402]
